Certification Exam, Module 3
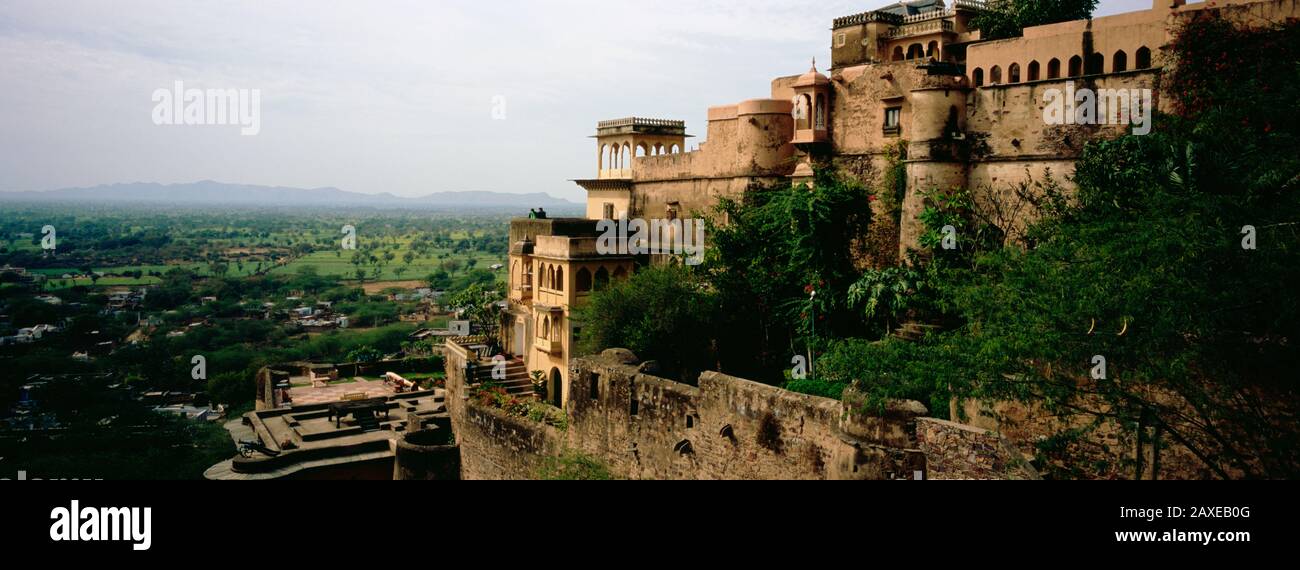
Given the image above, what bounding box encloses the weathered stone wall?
[915,417,1040,480]
[446,344,946,480]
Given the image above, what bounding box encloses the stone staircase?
[470,356,534,398]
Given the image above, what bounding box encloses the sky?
[0,0,1154,202]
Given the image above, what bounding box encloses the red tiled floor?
[287,379,395,406]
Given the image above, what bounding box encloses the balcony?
[535,336,563,356]
[885,19,954,38]
[793,128,828,144]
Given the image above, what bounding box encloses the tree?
[575,264,718,383]
[971,0,1098,41]
[346,346,383,363]
[443,282,504,349]
[702,169,872,381]
[425,270,452,290]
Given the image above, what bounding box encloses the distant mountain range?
[0,181,582,210]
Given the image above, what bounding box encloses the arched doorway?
[548,367,563,408]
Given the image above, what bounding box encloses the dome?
[793,58,830,88]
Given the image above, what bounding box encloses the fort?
[208,0,1299,480]
[507,0,1300,461]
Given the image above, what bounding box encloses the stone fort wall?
[444,342,1033,480]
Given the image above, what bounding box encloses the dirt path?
[359,280,426,294]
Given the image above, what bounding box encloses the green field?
[270,238,507,284]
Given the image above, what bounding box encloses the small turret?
[791,58,831,144]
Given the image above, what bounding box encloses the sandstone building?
[505,0,1300,412]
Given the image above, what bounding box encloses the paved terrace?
[287,378,395,406]
[205,389,448,480]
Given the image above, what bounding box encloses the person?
[528,208,537,219]
[536,207,547,219]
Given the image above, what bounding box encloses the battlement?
[596,117,687,136]
[833,10,902,28]
[834,0,987,30]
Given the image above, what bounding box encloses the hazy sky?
[0,0,1153,202]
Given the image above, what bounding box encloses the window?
[602,203,614,220]
[883,107,901,135]
[589,372,599,400]
[836,33,846,48]
[972,67,984,87]
[1068,55,1082,77]
[555,266,564,292]
[1085,52,1104,75]
[1009,63,1020,83]
[1113,50,1128,73]
[1048,58,1061,79]
[1136,46,1151,69]
[1028,60,1040,81]
[990,65,1002,84]
[576,267,592,292]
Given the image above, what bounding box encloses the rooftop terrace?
[204,389,449,480]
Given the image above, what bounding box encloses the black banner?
[3,481,1289,561]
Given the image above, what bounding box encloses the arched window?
[594,267,610,290]
[1136,46,1151,69]
[547,265,556,289]
[926,41,938,60]
[892,46,904,61]
[540,315,550,339]
[635,144,646,157]
[670,144,680,154]
[621,143,631,165]
[1028,60,1040,81]
[576,267,592,292]
[555,266,564,291]
[796,93,812,130]
[972,68,983,87]
[814,94,826,130]
[1008,63,1021,83]
[1085,52,1104,75]
[1113,50,1128,73]
[990,65,1002,84]
[907,43,924,60]
[1068,55,1082,77]
[1048,58,1061,79]
[599,144,607,169]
